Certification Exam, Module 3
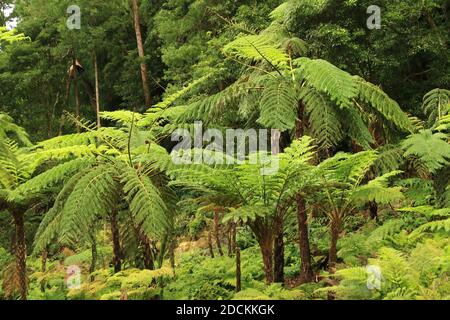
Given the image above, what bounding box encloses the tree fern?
[295,57,358,109]
[355,77,414,133]
[402,130,450,173]
[257,79,297,130]
[422,88,450,126]
[223,34,289,69]
[300,87,343,150]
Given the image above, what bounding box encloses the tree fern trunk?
[110,210,122,273]
[259,233,274,284]
[89,237,97,282]
[214,210,223,256]
[296,195,314,283]
[40,249,48,292]
[369,201,378,220]
[273,216,284,283]
[208,230,215,258]
[236,248,241,292]
[141,233,155,270]
[13,212,27,300]
[329,216,341,270]
[295,102,314,283]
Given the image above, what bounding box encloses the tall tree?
[131,0,151,108]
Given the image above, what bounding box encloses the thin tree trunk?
[296,195,314,283]
[236,248,241,292]
[329,215,341,270]
[227,224,233,257]
[72,57,80,133]
[40,249,48,292]
[94,54,101,129]
[110,210,122,273]
[131,0,151,107]
[13,212,27,300]
[273,216,284,283]
[89,237,97,282]
[208,230,215,258]
[169,239,176,271]
[214,211,224,256]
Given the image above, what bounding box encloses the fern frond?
[121,164,171,239]
[257,79,297,130]
[300,87,343,150]
[422,88,450,126]
[402,130,450,173]
[295,58,358,109]
[223,34,289,68]
[355,77,414,133]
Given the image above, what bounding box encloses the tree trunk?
[214,211,224,256]
[13,213,27,300]
[110,210,122,273]
[40,249,48,292]
[89,237,97,282]
[273,217,284,283]
[236,248,241,292]
[368,201,378,221]
[208,230,215,258]
[259,234,274,284]
[328,215,341,270]
[294,102,315,282]
[131,0,151,107]
[169,239,176,271]
[94,54,101,129]
[72,56,81,133]
[296,195,314,283]
[228,222,236,257]
[141,233,155,270]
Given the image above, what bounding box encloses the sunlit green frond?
[355,77,414,133]
[352,171,404,204]
[0,113,32,147]
[295,58,358,108]
[422,88,450,126]
[300,87,343,149]
[402,130,450,173]
[223,34,289,68]
[258,79,297,130]
[121,165,170,239]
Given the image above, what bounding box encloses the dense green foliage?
[0,0,449,301]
